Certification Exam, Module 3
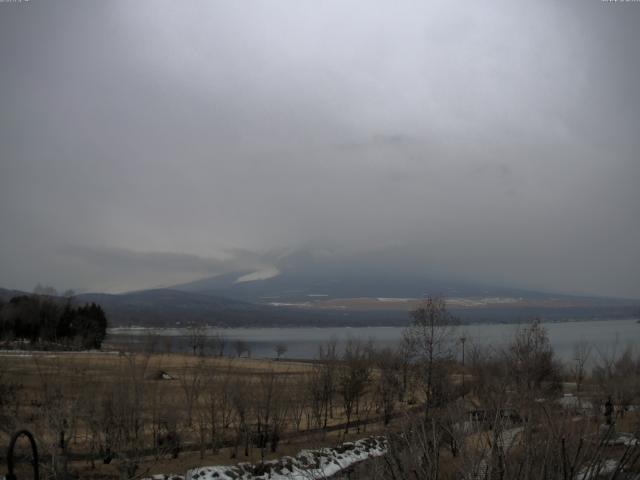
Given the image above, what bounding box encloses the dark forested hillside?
[0,293,107,349]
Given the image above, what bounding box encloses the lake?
[107,318,640,363]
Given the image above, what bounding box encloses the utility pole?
[460,335,467,396]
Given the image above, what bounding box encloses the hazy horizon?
[1,1,639,298]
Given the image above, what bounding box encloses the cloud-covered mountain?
[173,247,635,303]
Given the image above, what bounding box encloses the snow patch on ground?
[605,432,639,446]
[558,394,593,412]
[0,349,120,357]
[497,427,523,449]
[576,459,619,480]
[144,436,387,480]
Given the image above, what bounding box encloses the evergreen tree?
[0,295,108,349]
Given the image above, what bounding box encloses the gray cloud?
[0,0,639,297]
[52,245,278,293]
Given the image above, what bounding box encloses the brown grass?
[0,351,399,479]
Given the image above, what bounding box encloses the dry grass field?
[0,350,401,479]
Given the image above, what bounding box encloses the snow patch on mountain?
[235,266,280,283]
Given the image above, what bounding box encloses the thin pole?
[460,335,467,396]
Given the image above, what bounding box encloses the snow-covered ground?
[558,394,593,412]
[576,459,619,480]
[376,297,413,302]
[605,432,639,446]
[267,302,312,307]
[0,349,120,357]
[373,297,522,306]
[144,437,387,480]
[496,426,523,449]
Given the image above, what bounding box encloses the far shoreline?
[107,315,640,332]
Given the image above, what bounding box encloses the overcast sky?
[1,0,639,297]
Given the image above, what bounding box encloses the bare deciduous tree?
[274,343,287,360]
[178,358,206,427]
[234,339,250,358]
[338,339,372,434]
[187,322,207,356]
[211,332,226,357]
[373,347,401,426]
[229,376,250,458]
[404,296,457,417]
[509,320,561,400]
[251,369,290,461]
[571,339,592,393]
[98,353,151,480]
[318,339,338,428]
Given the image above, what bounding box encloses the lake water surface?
[108,318,640,362]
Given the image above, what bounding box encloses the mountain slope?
[173,248,639,305]
[76,289,278,327]
[2,284,638,327]
[75,288,409,327]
